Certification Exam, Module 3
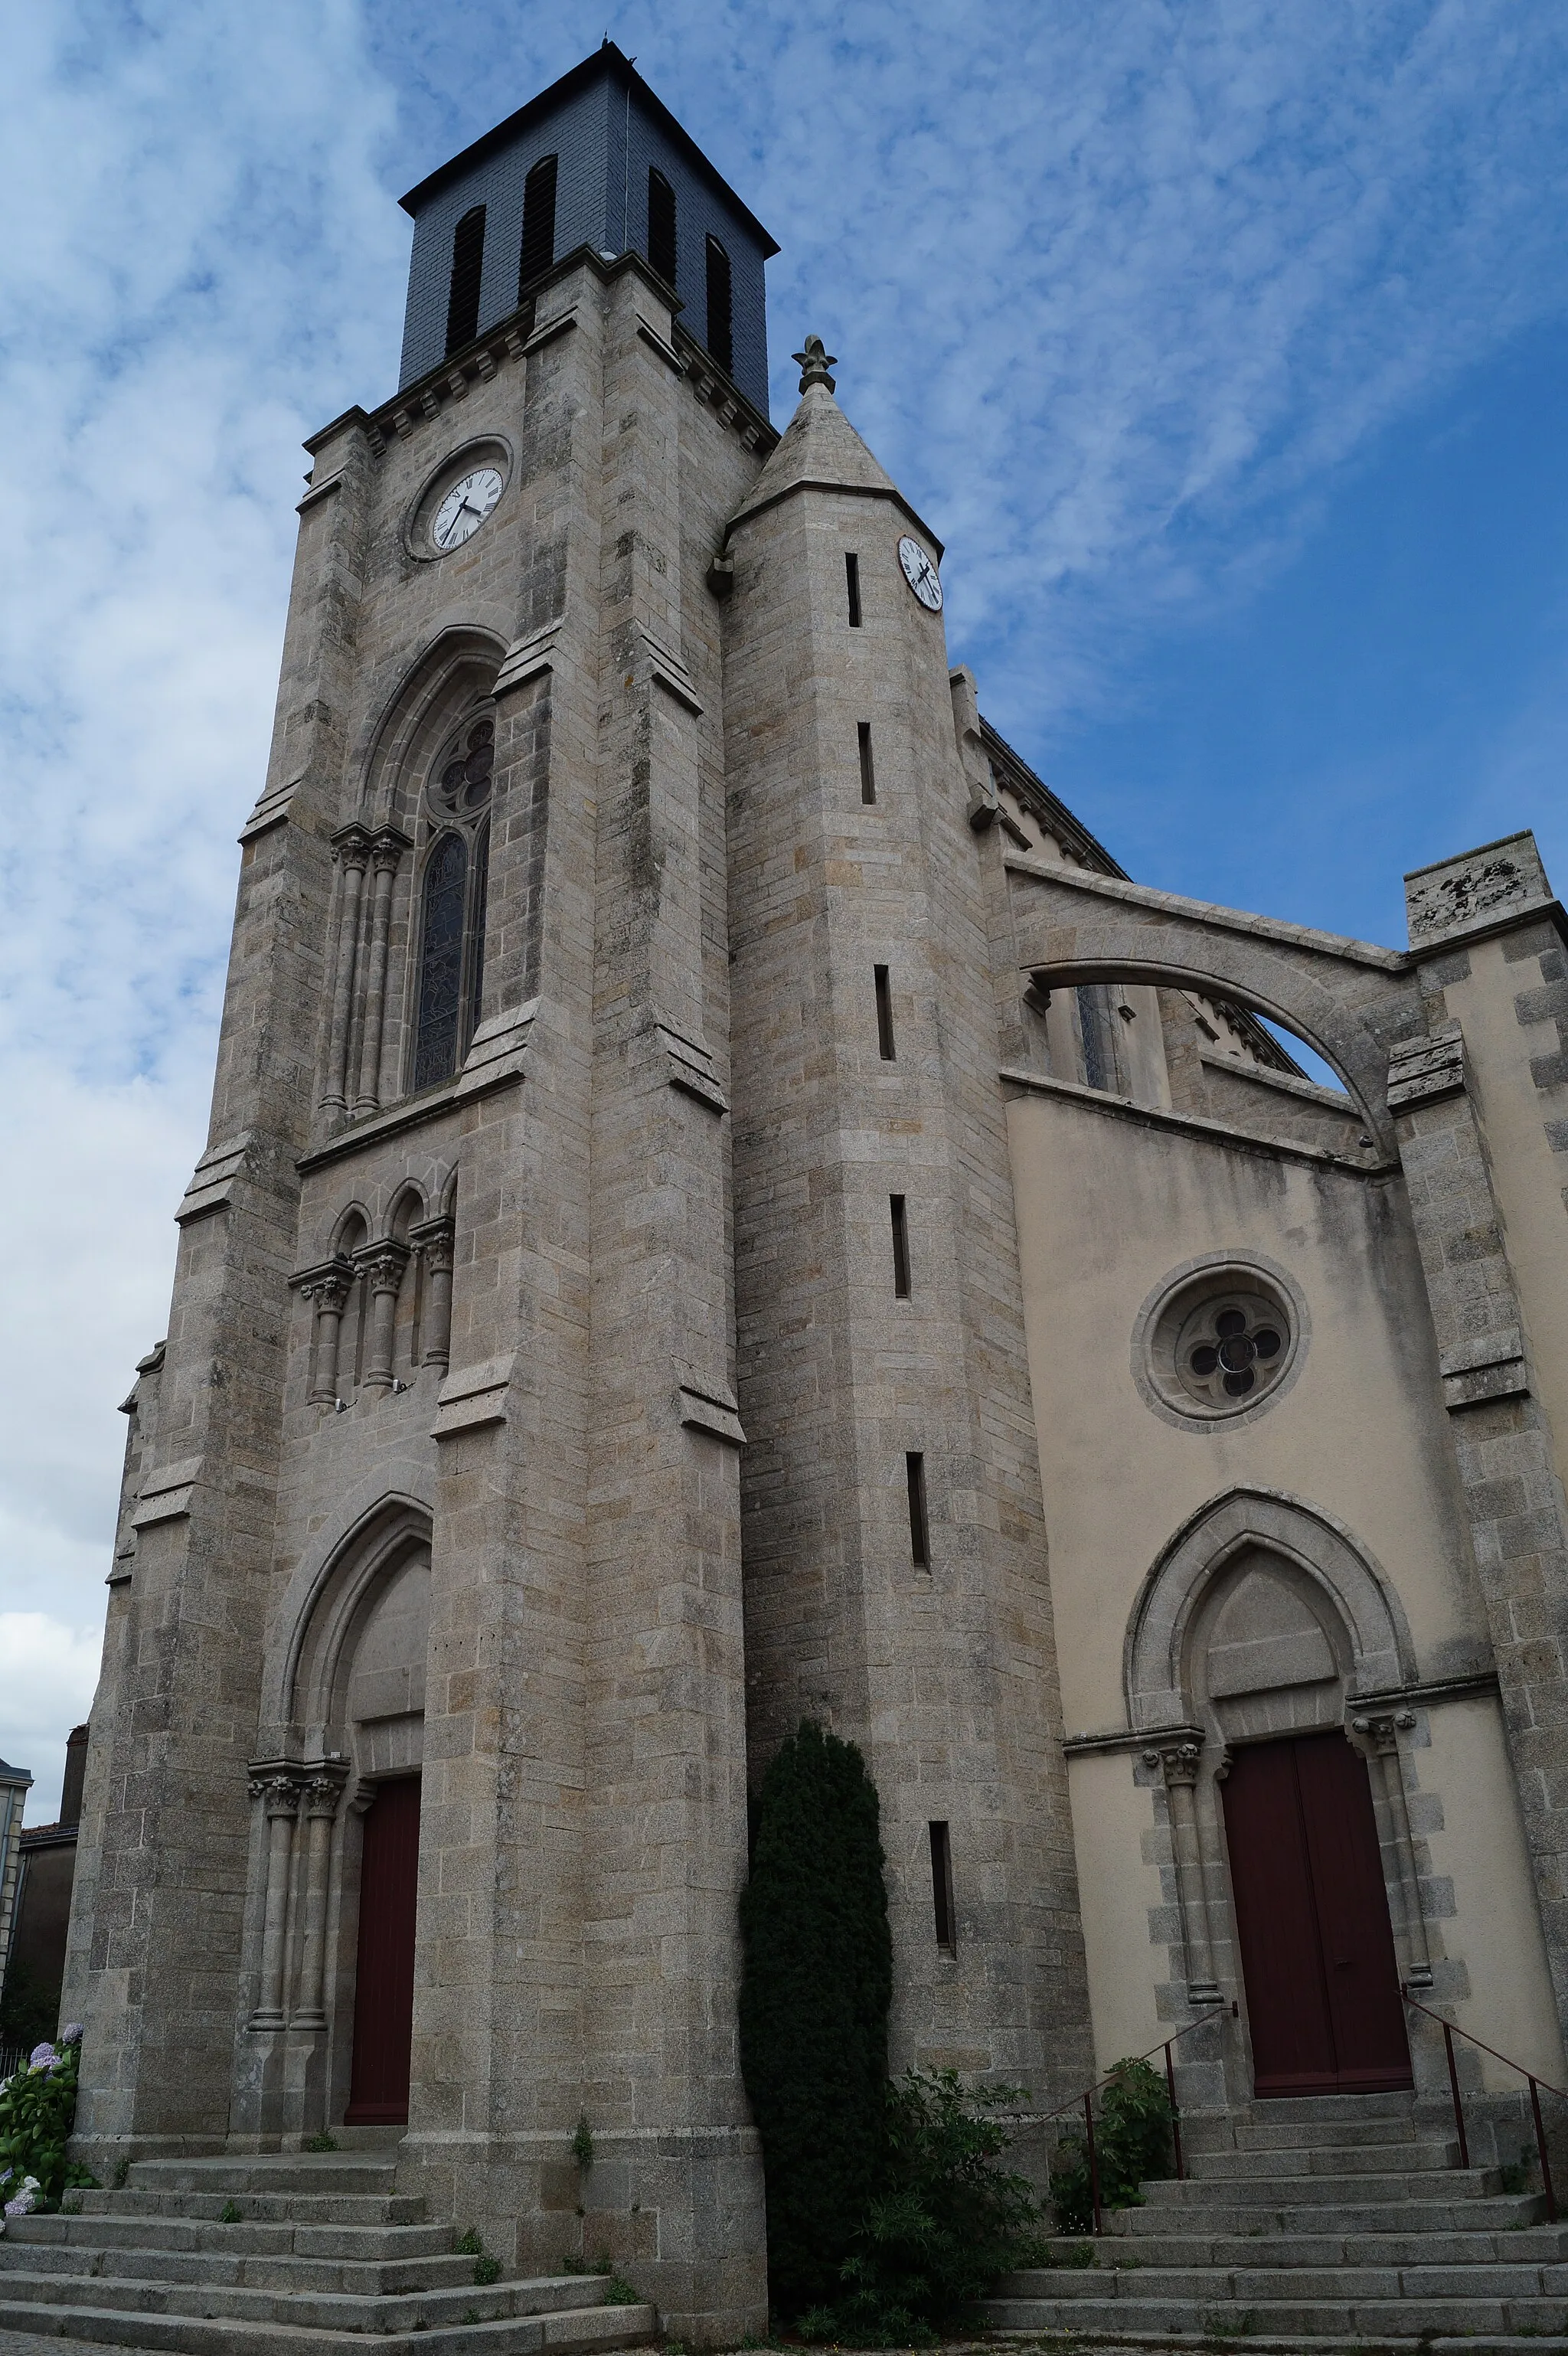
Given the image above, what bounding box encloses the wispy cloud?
[3,0,1566,1809]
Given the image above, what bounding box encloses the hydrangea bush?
[0,2025,95,2218]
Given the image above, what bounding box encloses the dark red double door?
[346,1774,421,2125]
[1221,1733,1411,2097]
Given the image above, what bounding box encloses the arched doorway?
[1129,1491,1423,2100]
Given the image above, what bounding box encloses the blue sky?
[2,0,1567,1815]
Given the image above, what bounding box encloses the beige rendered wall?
[1008,1086,1487,1741]
[1065,1748,1166,2071]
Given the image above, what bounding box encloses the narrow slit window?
[648,168,677,285]
[1076,983,1115,1093]
[890,1195,911,1299]
[858,721,876,804]
[874,965,895,1061]
[446,205,486,356]
[845,552,862,626]
[518,156,557,294]
[466,817,490,1042]
[929,1822,956,1955]
[906,1452,930,1567]
[705,234,733,374]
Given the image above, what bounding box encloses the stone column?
[410,1216,455,1369]
[1351,1711,1432,1988]
[295,1260,354,1405]
[248,1770,302,2031]
[352,829,410,1116]
[355,1242,410,1393]
[323,828,371,1117]
[289,1767,346,2031]
[1148,1741,1221,2004]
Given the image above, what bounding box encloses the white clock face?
[432,467,504,552]
[898,534,942,611]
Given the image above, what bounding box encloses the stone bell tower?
[62,44,783,2339]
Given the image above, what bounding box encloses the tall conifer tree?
[738,1720,893,2314]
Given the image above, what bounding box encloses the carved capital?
[371,826,413,874]
[301,1763,348,1818]
[1144,1740,1203,1789]
[1351,1710,1415,1757]
[354,1240,410,1296]
[248,1769,303,1818]
[292,1255,355,1312]
[410,1214,456,1276]
[330,823,372,873]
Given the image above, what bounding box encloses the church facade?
[62,41,1568,2341]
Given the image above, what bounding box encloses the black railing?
[1403,1985,1566,2221]
[1040,2001,1238,2233]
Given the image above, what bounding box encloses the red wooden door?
[346,1774,421,2124]
[1221,1733,1410,2097]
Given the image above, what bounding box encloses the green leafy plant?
[455,2228,485,2256]
[796,2069,1048,2343]
[220,2201,243,2224]
[601,2273,640,2305]
[562,2255,587,2274]
[462,2311,480,2327]
[473,2254,502,2285]
[1048,2057,1174,2232]
[572,2113,594,2172]
[738,1720,893,2318]
[303,2131,338,2152]
[112,2158,130,2190]
[0,2027,96,2211]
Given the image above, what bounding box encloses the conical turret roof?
[725,380,943,553]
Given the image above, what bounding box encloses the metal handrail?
[1403,1985,1568,2222]
[1042,2000,1239,2234]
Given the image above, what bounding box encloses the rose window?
[430,715,495,819]
[1175,1296,1289,1410]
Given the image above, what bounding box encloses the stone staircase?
[987,2090,1568,2351]
[0,2152,658,2354]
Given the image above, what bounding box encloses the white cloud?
[3,0,1568,1805]
[0,1618,103,1827]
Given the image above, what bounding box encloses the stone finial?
[792,335,838,395]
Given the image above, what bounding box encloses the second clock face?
[432,467,504,551]
[898,534,942,611]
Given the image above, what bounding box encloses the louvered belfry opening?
[648,167,677,284]
[444,205,486,355]
[518,154,557,294]
[705,233,733,373]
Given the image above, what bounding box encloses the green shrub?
[1048,2057,1174,2231]
[302,2130,338,2152]
[738,1720,892,2318]
[601,2273,640,2305]
[0,2027,96,2211]
[796,2068,1047,2344]
[455,2228,485,2256]
[472,2254,502,2285]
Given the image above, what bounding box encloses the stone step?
[0,2237,488,2296]
[1181,2106,1429,2148]
[0,2263,615,2335]
[12,2214,454,2260]
[1001,2261,1568,2298]
[128,2160,400,2196]
[1033,2224,1568,2268]
[1141,2162,1506,2205]
[1185,2137,1456,2178]
[0,2291,656,2356]
[1107,2191,1546,2234]
[985,2290,1568,2337]
[78,2190,427,2225]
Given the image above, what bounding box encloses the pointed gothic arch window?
[411,713,495,1090]
[446,207,486,356]
[648,168,677,285]
[519,156,557,295]
[705,235,733,375]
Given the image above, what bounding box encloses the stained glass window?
[413,833,468,1090]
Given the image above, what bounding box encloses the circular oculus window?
[1133,1256,1308,1429]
